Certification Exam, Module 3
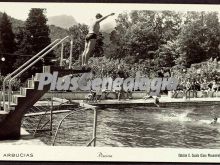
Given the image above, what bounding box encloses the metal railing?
[52,108,98,147]
[32,98,52,136]
[86,108,97,147]
[1,35,74,111]
[23,97,54,134]
[0,39,60,111]
[0,91,2,112]
[51,110,76,146]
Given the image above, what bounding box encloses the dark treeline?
[0,9,52,78]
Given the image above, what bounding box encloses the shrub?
[0,75,21,91]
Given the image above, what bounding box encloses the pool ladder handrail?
[1,35,74,110]
[1,39,59,111]
[0,39,58,110]
[52,107,98,147]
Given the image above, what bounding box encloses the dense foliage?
[105,11,220,71]
[0,12,16,75]
[0,75,21,91]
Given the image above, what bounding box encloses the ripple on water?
[22,105,220,148]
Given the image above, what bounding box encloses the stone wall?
[43,91,147,100]
[168,91,220,98]
[43,91,220,100]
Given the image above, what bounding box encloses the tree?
[159,11,182,42]
[106,13,131,61]
[0,12,16,75]
[203,12,220,60]
[177,11,220,67]
[15,8,53,80]
[93,33,104,57]
[155,41,177,68]
[25,8,51,55]
[107,11,164,65]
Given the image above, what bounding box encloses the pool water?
[23,105,220,148]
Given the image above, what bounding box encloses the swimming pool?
[23,105,220,148]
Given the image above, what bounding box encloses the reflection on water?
[23,105,220,148]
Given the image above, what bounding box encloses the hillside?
[49,25,69,41]
[0,12,69,41]
[48,15,77,29]
[0,12,24,34]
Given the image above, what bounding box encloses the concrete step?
[3,102,17,111]
[27,79,34,88]
[0,111,9,115]
[27,80,40,89]
[0,110,9,122]
[50,66,91,76]
[43,65,51,73]
[20,87,34,96]
[11,94,26,105]
[35,73,44,81]
[35,73,40,81]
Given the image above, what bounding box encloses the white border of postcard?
[0,2,220,162]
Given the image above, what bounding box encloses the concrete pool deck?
[0,128,45,145]
[72,97,220,108]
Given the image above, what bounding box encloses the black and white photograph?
[0,2,220,162]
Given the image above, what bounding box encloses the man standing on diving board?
[81,13,115,69]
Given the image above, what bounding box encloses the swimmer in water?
[211,117,218,124]
[169,113,176,117]
[154,97,160,107]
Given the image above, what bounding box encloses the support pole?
[8,84,12,108]
[60,43,64,67]
[93,108,97,147]
[0,91,2,111]
[0,66,2,111]
[50,95,53,136]
[2,81,5,111]
[69,38,73,69]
